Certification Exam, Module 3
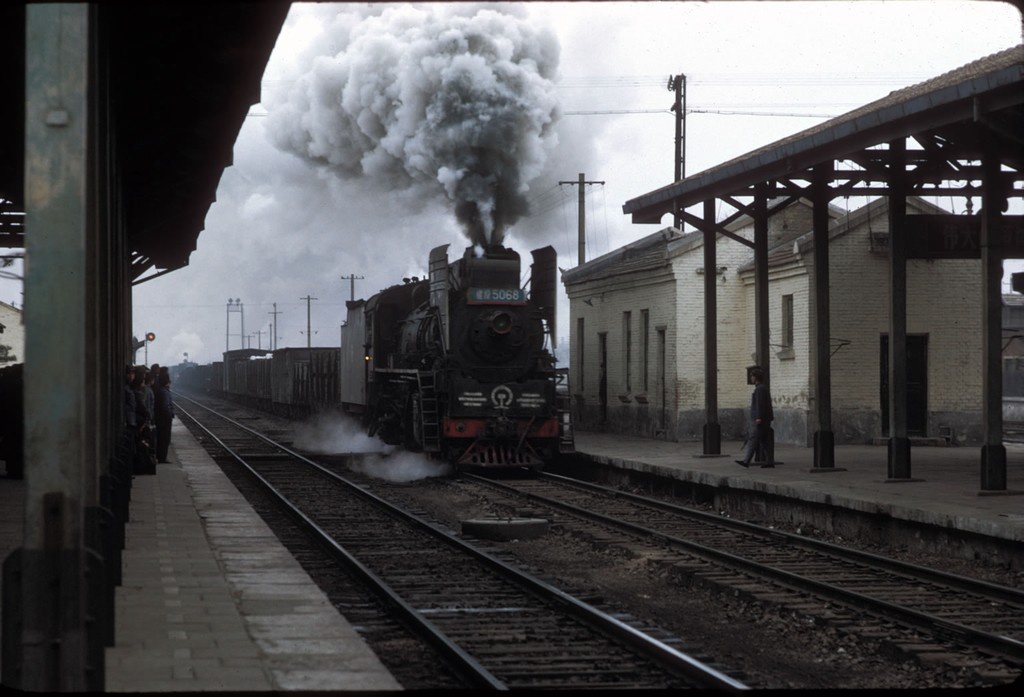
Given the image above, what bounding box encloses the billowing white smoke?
[265,3,561,248]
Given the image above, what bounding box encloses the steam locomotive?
[340,243,574,469]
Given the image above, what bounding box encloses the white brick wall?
[825,216,982,413]
[0,301,24,364]
[676,234,755,407]
[568,268,676,402]
[565,198,987,443]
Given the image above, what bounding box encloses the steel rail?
[542,471,1024,606]
[176,394,749,691]
[463,471,1024,664]
[176,397,507,690]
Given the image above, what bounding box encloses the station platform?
[1,422,1023,691]
[572,431,1024,553]
[0,420,402,692]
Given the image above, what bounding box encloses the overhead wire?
[564,107,841,118]
[554,71,926,119]
[251,71,915,118]
[556,72,935,88]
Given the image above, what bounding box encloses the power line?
[251,105,844,119]
[262,72,937,91]
[564,107,839,118]
[250,69,900,119]
[556,72,935,88]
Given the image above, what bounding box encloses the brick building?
[0,301,23,365]
[563,196,988,446]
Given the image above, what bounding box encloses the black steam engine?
[340,243,573,469]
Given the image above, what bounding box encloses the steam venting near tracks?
[293,413,453,482]
[266,4,561,247]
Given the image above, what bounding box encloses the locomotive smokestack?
[266,4,561,248]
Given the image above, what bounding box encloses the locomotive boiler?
[340,243,574,469]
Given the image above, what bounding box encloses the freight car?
[176,360,222,396]
[178,347,340,421]
[340,243,574,469]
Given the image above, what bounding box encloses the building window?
[623,311,632,392]
[781,294,794,347]
[779,294,795,360]
[641,309,650,393]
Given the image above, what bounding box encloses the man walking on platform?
[737,366,774,468]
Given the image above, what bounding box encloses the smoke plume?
[265,3,561,248]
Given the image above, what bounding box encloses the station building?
[0,301,22,365]
[562,195,988,446]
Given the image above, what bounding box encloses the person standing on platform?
[145,368,159,459]
[124,365,137,432]
[737,366,774,468]
[132,366,156,473]
[154,368,175,463]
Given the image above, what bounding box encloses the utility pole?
[301,295,317,349]
[559,172,605,266]
[341,274,364,302]
[268,303,280,351]
[226,298,242,351]
[668,73,687,230]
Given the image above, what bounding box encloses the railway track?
[1003,423,1024,443]
[407,471,1024,685]
[174,393,749,690]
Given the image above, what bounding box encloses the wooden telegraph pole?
[559,173,605,266]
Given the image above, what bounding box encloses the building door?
[880,334,928,436]
[598,332,608,426]
[657,328,666,430]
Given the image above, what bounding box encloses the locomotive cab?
[451,246,545,383]
[435,244,567,468]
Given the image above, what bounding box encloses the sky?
[3,1,1022,368]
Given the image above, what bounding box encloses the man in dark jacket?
[154,368,175,463]
[737,366,774,468]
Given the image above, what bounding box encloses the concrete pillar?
[4,4,104,690]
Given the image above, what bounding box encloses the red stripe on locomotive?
[442,417,561,439]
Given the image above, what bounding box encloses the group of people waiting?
[124,363,175,473]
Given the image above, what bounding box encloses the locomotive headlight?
[491,311,513,335]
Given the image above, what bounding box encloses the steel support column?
[702,198,721,454]
[887,138,912,480]
[753,183,773,463]
[811,164,837,470]
[980,140,1007,491]
[753,184,770,376]
[4,4,105,691]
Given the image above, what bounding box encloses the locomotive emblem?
[491,384,514,408]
